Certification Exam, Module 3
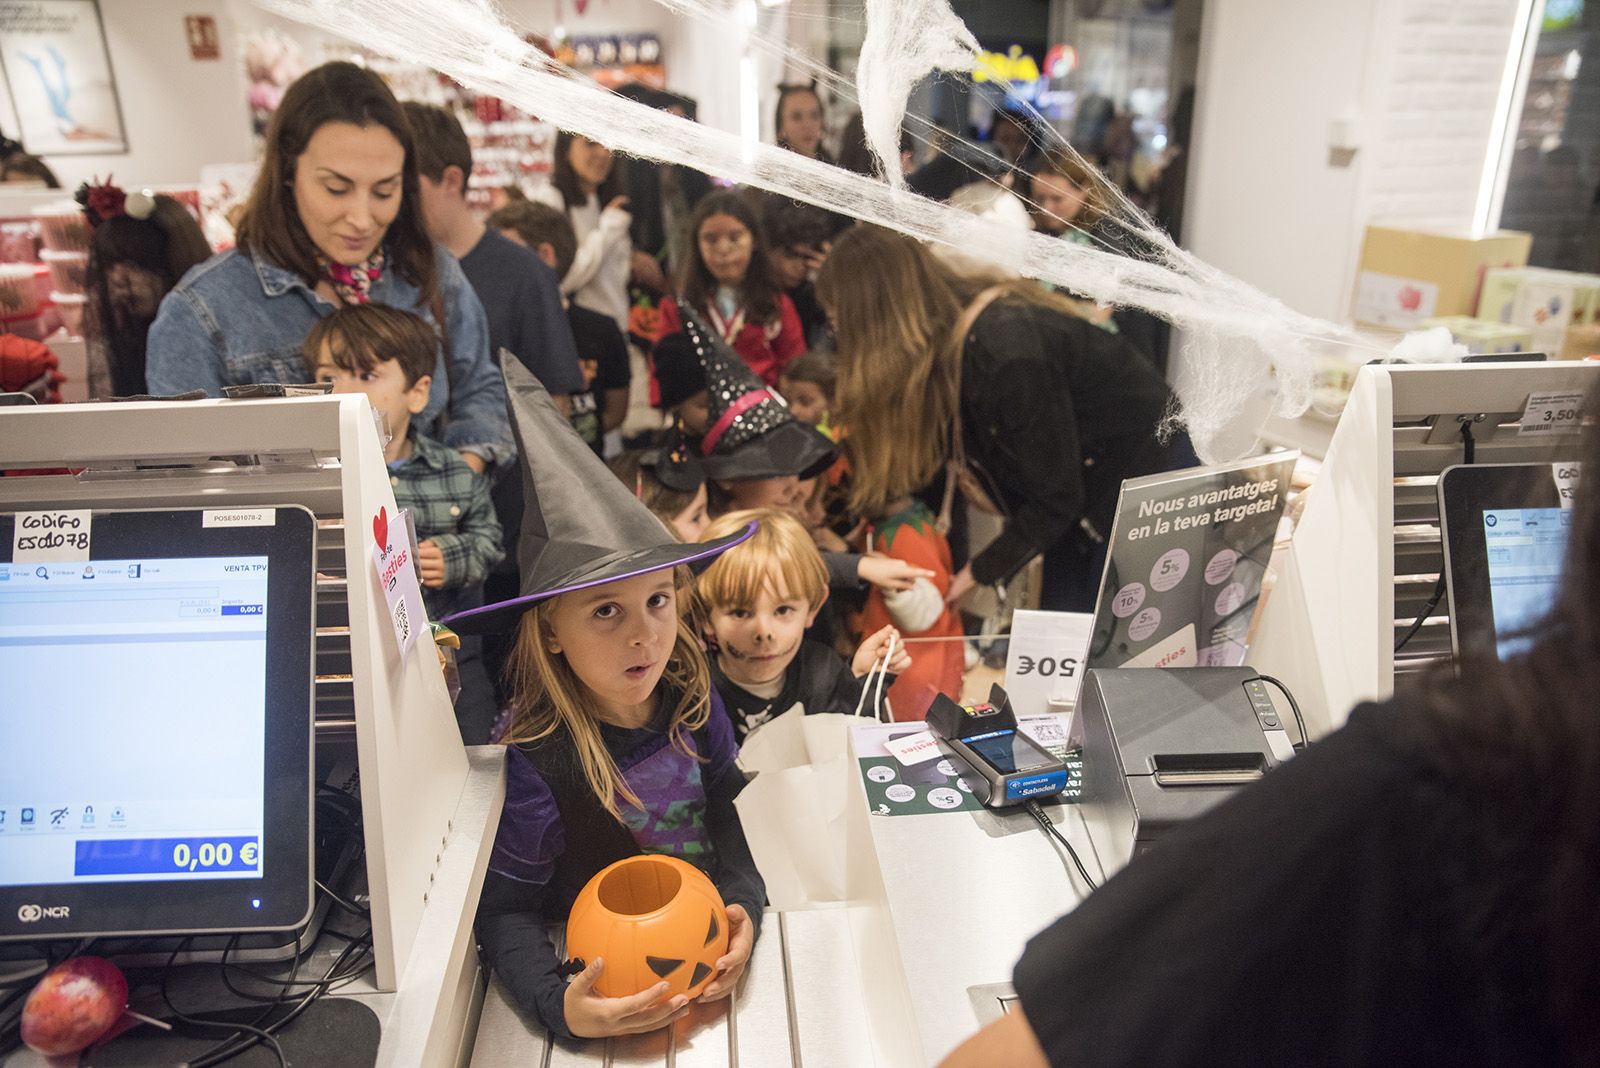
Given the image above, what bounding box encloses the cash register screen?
[1482,507,1570,659]
[1439,464,1573,663]
[0,508,315,940]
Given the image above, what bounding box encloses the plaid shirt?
[390,431,505,622]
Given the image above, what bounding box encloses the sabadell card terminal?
[925,684,1069,807]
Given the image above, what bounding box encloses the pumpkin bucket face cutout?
[566,855,730,1000]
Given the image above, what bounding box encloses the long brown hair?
[235,62,439,312]
[501,573,712,818]
[550,129,626,211]
[816,225,1096,515]
[680,190,781,328]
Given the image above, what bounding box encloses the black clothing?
[786,281,829,349]
[459,229,584,395]
[712,640,890,740]
[1015,694,1563,1066]
[959,299,1187,592]
[566,303,631,453]
[627,159,713,264]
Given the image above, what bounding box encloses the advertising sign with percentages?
[1088,452,1298,671]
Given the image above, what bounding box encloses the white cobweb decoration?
[256,0,1460,461]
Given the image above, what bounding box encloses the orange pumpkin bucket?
[565,855,730,1000]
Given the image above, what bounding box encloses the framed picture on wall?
[0,0,127,155]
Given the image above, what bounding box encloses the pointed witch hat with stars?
[677,301,837,482]
[442,353,753,635]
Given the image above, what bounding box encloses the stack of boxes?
[1472,267,1600,360]
[1350,223,1600,360]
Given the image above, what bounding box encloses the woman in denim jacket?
[148,62,512,471]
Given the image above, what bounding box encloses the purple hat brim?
[440,521,755,635]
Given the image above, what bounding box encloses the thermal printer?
[1078,667,1297,875]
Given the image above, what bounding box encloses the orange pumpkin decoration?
[566,855,729,1000]
[628,301,665,344]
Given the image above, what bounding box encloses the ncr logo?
[17,904,69,922]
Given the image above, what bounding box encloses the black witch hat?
[442,355,752,635]
[637,423,704,493]
[678,302,836,482]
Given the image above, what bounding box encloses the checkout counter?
[470,713,1102,1068]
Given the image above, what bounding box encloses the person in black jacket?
[815,225,1195,613]
[938,406,1600,1068]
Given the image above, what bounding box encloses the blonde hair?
[501,570,712,819]
[815,225,1089,515]
[697,509,828,612]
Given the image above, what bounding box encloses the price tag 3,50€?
[1520,391,1585,437]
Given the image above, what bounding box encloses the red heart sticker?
[373,506,389,552]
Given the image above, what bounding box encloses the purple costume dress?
[475,688,763,1039]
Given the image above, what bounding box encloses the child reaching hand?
[450,359,762,1041]
[697,508,912,739]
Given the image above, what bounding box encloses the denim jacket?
[147,246,514,465]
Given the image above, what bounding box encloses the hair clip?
[75,177,155,228]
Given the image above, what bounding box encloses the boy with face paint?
[697,509,910,740]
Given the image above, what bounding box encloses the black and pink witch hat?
[442,354,752,635]
[678,302,837,482]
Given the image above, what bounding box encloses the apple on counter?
[19,956,128,1057]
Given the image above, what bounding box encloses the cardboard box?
[1352,226,1531,329]
[1420,315,1534,355]
[1559,323,1600,362]
[1478,267,1525,323]
[1478,267,1600,354]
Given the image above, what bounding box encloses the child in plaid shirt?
[305,303,505,739]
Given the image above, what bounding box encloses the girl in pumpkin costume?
[448,356,762,1041]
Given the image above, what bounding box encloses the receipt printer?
[1079,667,1296,875]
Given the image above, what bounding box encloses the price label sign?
[1520,391,1585,437]
[1004,609,1094,717]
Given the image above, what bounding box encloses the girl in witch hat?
[448,356,762,1041]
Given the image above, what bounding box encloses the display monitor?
[1438,463,1574,661]
[0,506,316,940]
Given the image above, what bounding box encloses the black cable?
[1396,420,1477,654]
[315,880,369,917]
[1024,799,1098,891]
[189,934,373,1068]
[1254,673,1308,751]
[158,939,288,1068]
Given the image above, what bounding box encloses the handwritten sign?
[1554,463,1581,507]
[370,505,425,666]
[13,510,91,562]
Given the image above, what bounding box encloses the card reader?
[925,684,1069,807]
